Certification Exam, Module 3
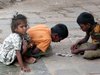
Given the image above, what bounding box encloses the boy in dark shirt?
[71,12,100,59]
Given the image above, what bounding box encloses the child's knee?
[83,51,100,60]
[83,54,95,60]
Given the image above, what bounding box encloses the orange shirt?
[27,24,52,52]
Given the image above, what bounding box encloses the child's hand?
[71,44,78,50]
[71,49,80,54]
[21,66,31,72]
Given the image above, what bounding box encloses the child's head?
[51,24,68,42]
[11,13,28,35]
[77,12,96,32]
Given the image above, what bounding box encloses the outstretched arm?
[71,32,90,51]
[77,32,90,45]
[16,50,30,72]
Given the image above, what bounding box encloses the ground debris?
[55,53,72,57]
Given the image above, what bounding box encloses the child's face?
[15,20,27,35]
[52,33,62,42]
[80,23,90,32]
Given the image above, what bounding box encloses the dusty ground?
[0,0,100,75]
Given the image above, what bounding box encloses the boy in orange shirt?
[27,24,68,57]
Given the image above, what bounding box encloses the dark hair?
[11,13,27,33]
[77,12,96,25]
[51,24,68,39]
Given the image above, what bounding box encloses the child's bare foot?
[21,66,31,72]
[25,57,36,64]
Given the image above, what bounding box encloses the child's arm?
[72,44,98,54]
[77,31,100,51]
[32,47,40,54]
[77,32,90,45]
[71,32,90,50]
[80,44,98,51]
[16,50,30,72]
[22,40,28,54]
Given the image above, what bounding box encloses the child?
[71,12,100,59]
[27,24,68,58]
[0,14,36,72]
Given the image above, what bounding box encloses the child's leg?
[24,56,36,64]
[79,43,100,59]
[27,46,52,58]
[83,49,100,59]
[32,46,52,58]
[26,46,52,58]
[73,43,90,55]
